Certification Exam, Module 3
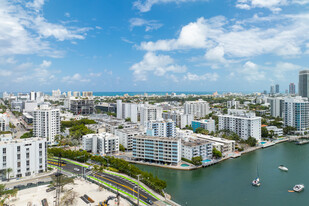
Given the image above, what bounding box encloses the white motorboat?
[293,184,305,192]
[278,165,288,171]
[252,178,261,187]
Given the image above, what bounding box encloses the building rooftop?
[134,135,180,142]
[182,138,210,147]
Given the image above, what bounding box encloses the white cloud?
[40,60,51,68]
[0,0,89,57]
[121,37,134,44]
[62,73,90,83]
[205,46,226,63]
[139,14,309,58]
[0,70,12,77]
[65,12,70,17]
[130,52,187,81]
[129,18,163,31]
[133,0,208,12]
[237,61,265,81]
[183,72,218,81]
[236,0,309,12]
[89,72,102,77]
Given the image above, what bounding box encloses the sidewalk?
[1,169,56,188]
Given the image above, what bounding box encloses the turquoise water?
[137,143,309,206]
[260,141,267,145]
[181,164,190,167]
[202,159,211,163]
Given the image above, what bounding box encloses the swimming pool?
[260,141,267,145]
[202,159,211,163]
[181,164,190,167]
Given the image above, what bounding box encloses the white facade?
[0,114,9,132]
[116,100,138,123]
[52,89,61,97]
[283,97,309,131]
[266,126,283,136]
[132,136,181,165]
[182,139,213,160]
[193,134,235,154]
[146,119,176,138]
[218,109,261,141]
[0,138,47,179]
[268,97,284,118]
[115,129,144,149]
[140,104,163,126]
[184,99,210,118]
[82,133,119,155]
[227,99,240,109]
[162,111,194,129]
[23,101,38,114]
[33,104,60,144]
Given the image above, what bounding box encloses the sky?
[1,0,309,93]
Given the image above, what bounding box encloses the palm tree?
[6,168,12,182]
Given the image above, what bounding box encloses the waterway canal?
[137,142,309,205]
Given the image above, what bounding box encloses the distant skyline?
[1,0,309,92]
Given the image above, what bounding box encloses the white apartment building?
[176,128,194,139]
[52,89,61,97]
[146,119,176,138]
[184,99,210,119]
[192,118,216,133]
[115,128,144,150]
[0,138,47,179]
[162,111,194,129]
[268,97,284,118]
[193,134,235,155]
[140,104,163,126]
[265,126,283,136]
[23,101,38,114]
[33,104,60,144]
[116,100,138,123]
[218,109,261,141]
[283,96,309,131]
[227,99,240,109]
[182,139,213,160]
[0,114,9,132]
[132,136,181,165]
[82,133,119,155]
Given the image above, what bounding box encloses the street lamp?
[132,185,138,200]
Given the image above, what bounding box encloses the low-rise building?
[265,126,283,136]
[0,138,47,179]
[132,136,181,165]
[82,133,119,155]
[182,138,213,160]
[193,134,235,155]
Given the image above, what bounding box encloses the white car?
[74,168,80,172]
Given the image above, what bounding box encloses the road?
[48,159,158,205]
[0,98,27,138]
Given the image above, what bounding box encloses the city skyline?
[1,0,309,92]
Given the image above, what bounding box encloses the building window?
[17,146,20,152]
[2,148,6,154]
[17,154,21,160]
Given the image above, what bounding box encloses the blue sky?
[1,0,309,93]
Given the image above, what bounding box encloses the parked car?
[46,187,56,192]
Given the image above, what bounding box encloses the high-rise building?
[299,70,309,97]
[73,91,81,97]
[52,89,61,97]
[0,114,9,132]
[116,100,138,123]
[0,138,47,179]
[289,83,296,95]
[69,99,94,115]
[218,109,261,141]
[268,97,284,118]
[82,91,93,97]
[146,119,176,138]
[162,111,194,129]
[184,99,210,119]
[275,84,280,93]
[182,139,213,161]
[33,104,60,143]
[140,104,163,126]
[283,96,309,131]
[270,85,275,95]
